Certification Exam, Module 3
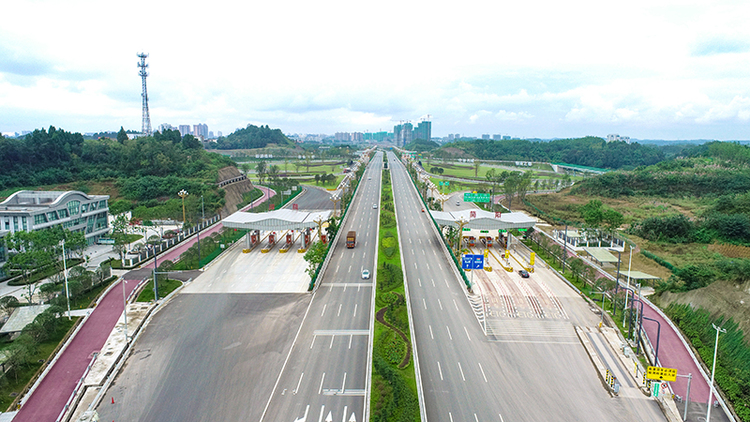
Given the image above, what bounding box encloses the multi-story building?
[393,122,413,147]
[413,120,431,142]
[482,134,490,140]
[178,125,191,137]
[0,191,110,245]
[607,134,631,144]
[193,123,209,139]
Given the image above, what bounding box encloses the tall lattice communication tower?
[137,53,151,136]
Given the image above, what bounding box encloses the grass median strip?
[370,166,420,421]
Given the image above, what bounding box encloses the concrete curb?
[574,326,615,397]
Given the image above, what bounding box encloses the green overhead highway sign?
[464,193,490,203]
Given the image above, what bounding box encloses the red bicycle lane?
[14,278,141,422]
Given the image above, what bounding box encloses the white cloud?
[1,0,750,139]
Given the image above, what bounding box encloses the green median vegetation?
[370,166,420,422]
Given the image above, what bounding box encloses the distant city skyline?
[1,0,749,140]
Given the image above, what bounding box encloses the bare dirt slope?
[660,280,750,340]
[216,166,254,217]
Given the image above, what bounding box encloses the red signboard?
[293,203,298,210]
[495,212,502,218]
[269,203,275,210]
[470,211,476,218]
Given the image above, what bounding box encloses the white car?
[361,269,370,279]
[373,204,378,209]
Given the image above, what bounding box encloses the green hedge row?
[665,303,750,421]
[640,250,676,271]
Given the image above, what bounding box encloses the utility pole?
[62,239,71,320]
[137,53,151,136]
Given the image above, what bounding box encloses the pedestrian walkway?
[13,277,140,422]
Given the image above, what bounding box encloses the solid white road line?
[458,362,465,381]
[500,413,506,422]
[437,361,444,380]
[294,372,304,395]
[478,362,488,383]
[319,373,325,394]
[464,326,472,341]
[446,326,453,340]
[318,405,325,422]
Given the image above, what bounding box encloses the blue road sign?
[461,255,474,270]
[462,254,484,270]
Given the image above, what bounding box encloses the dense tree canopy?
[438,137,665,169]
[0,127,233,191]
[214,125,293,149]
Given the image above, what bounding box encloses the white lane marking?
[437,361,444,380]
[429,325,434,339]
[341,372,347,392]
[410,238,412,244]
[500,413,506,422]
[431,278,435,287]
[423,298,427,309]
[342,406,348,422]
[418,278,422,287]
[318,405,325,422]
[464,326,472,341]
[458,362,465,381]
[426,263,430,270]
[349,334,353,349]
[446,326,453,340]
[336,265,340,273]
[438,299,443,310]
[330,284,333,292]
[330,335,335,349]
[353,304,357,318]
[414,262,417,269]
[319,373,326,394]
[444,277,449,287]
[453,299,459,310]
[337,304,342,316]
[343,284,347,292]
[474,414,479,422]
[321,304,327,317]
[310,336,316,349]
[348,265,351,273]
[439,263,443,270]
[422,250,425,255]
[478,362,488,383]
[449,413,454,422]
[294,372,304,395]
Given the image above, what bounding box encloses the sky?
[2,0,750,140]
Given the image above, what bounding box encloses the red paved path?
[14,278,141,422]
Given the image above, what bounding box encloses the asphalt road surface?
[97,153,382,422]
[259,152,382,422]
[387,151,665,422]
[294,185,335,211]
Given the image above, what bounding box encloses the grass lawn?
[69,277,118,310]
[136,278,182,302]
[0,317,78,410]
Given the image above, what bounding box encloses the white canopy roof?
[430,209,536,230]
[222,209,333,231]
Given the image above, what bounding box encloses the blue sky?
[1,0,750,140]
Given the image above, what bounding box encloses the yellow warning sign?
[646,366,677,382]
[530,252,536,266]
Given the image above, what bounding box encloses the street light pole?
[61,239,71,320]
[122,278,129,342]
[706,323,727,422]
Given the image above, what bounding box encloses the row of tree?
[436,137,666,169]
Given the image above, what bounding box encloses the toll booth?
[286,231,294,245]
[304,229,311,248]
[321,233,327,244]
[268,232,276,245]
[481,237,493,248]
[465,236,476,247]
[251,230,260,245]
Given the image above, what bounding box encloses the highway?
[259,152,382,422]
[387,151,665,421]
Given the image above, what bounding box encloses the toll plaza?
[183,208,333,294]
